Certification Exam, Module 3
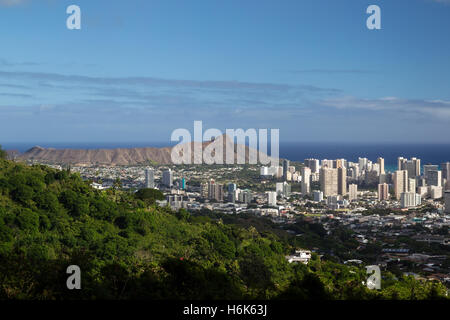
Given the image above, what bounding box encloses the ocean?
[2,141,450,171]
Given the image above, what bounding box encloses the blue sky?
[1,0,450,144]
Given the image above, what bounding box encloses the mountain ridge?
[13,135,276,166]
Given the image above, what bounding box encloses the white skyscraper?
[400,192,421,208]
[348,184,358,201]
[301,167,311,195]
[267,191,277,207]
[394,170,408,200]
[408,178,416,193]
[145,168,155,189]
[358,157,368,173]
[377,157,385,175]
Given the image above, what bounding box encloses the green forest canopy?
[0,154,447,300]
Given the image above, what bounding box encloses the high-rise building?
[200,182,209,198]
[338,167,347,195]
[377,157,385,175]
[227,183,237,193]
[372,163,380,175]
[301,167,311,195]
[321,159,333,169]
[276,182,284,196]
[144,168,155,188]
[304,158,320,173]
[441,162,450,190]
[444,191,450,213]
[162,169,173,187]
[260,166,269,177]
[427,170,442,187]
[379,173,387,184]
[313,191,324,202]
[358,157,368,173]
[228,191,236,203]
[236,189,252,204]
[283,159,290,181]
[423,165,439,178]
[227,183,237,202]
[267,191,277,207]
[276,182,291,197]
[348,184,358,201]
[400,192,421,208]
[428,186,443,199]
[406,157,421,178]
[320,167,338,197]
[378,183,389,201]
[283,182,291,198]
[408,178,416,193]
[335,159,345,169]
[207,179,223,202]
[398,157,407,171]
[394,170,408,200]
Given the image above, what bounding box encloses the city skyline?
[1,0,450,143]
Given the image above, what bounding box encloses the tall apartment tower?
[335,159,345,169]
[398,157,407,171]
[145,168,155,188]
[301,167,311,195]
[283,159,290,181]
[406,157,421,178]
[394,170,408,200]
[408,178,416,193]
[337,167,347,195]
[445,191,450,214]
[358,157,368,173]
[427,170,442,187]
[348,184,358,201]
[267,191,277,207]
[207,179,223,202]
[305,158,320,173]
[377,157,385,175]
[320,167,338,197]
[378,183,389,201]
[441,162,450,190]
[162,169,173,187]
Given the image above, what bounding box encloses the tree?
[135,188,164,205]
[113,178,122,190]
[0,145,7,160]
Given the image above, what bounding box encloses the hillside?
[14,135,276,166]
[0,154,447,300]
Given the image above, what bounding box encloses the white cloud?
[430,0,450,4]
[319,96,450,119]
[0,0,27,6]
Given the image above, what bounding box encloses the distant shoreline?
[3,142,450,168]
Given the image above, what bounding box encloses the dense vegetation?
[0,154,448,300]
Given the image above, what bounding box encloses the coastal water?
[2,141,450,171]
